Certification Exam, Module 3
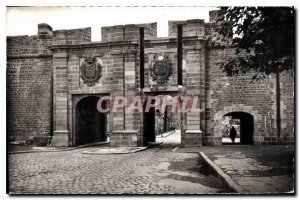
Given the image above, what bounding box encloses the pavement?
[8,132,229,194]
[8,131,295,194]
[199,145,295,194]
[156,130,181,148]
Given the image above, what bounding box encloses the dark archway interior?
[223,112,254,145]
[75,96,107,146]
[143,98,156,146]
[143,93,180,146]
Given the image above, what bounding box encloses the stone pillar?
[204,47,213,146]
[109,52,125,146]
[182,48,202,147]
[52,49,69,146]
[123,51,139,146]
[199,41,206,143]
[109,47,138,146]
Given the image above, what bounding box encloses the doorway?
[75,96,107,146]
[222,112,254,145]
[143,94,181,147]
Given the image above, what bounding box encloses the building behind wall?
[6,11,294,147]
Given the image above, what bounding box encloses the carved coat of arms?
[149,53,174,85]
[80,57,103,87]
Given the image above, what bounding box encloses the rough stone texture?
[110,130,138,147]
[101,23,157,42]
[279,71,294,144]
[183,131,203,147]
[53,27,91,45]
[168,19,205,38]
[7,24,53,144]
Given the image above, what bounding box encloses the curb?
[147,142,163,147]
[171,146,179,152]
[199,152,248,194]
[160,131,176,138]
[82,147,148,155]
[9,141,160,155]
[8,141,110,154]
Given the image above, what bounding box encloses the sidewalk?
[199,145,294,194]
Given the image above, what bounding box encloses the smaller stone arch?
[213,104,262,144]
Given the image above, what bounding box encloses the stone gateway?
[7,11,294,147]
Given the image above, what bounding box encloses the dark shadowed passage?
[75,96,107,146]
[222,112,254,145]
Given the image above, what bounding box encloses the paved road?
[156,129,181,147]
[9,143,229,194]
[201,145,294,194]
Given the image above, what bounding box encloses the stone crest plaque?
[80,57,103,87]
[149,53,173,85]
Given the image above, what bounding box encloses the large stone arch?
[70,94,110,146]
[213,104,262,145]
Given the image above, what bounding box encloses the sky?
[6,6,216,41]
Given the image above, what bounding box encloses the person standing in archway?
[229,126,237,144]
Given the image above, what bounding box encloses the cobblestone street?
[8,139,229,194]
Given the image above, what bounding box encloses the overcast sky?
[6,6,216,41]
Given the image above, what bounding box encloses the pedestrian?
[229,126,237,144]
[170,124,175,132]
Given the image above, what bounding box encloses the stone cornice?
[145,35,206,45]
[48,36,206,50]
[49,40,139,50]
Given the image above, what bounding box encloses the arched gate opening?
[75,96,107,146]
[222,112,254,145]
[143,94,181,147]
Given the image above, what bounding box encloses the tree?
[209,7,295,80]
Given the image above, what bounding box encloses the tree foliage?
[209,7,295,79]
